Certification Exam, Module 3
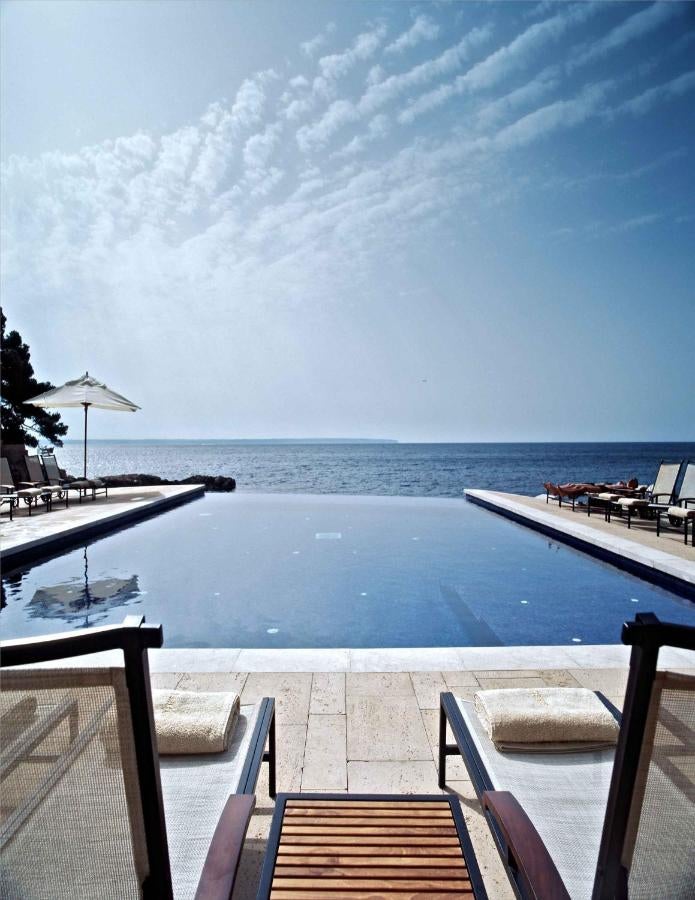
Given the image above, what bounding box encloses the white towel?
[153,689,240,755]
[474,688,619,751]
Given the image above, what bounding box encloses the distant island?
[63,438,400,445]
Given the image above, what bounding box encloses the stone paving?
[151,664,658,900]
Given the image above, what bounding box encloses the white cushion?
[667,506,695,520]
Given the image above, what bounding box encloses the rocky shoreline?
[95,473,237,492]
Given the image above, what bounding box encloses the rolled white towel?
[153,689,240,755]
[474,688,619,751]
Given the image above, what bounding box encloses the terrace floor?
[466,489,695,587]
[0,484,204,563]
[151,659,695,900]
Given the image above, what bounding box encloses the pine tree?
[1,309,68,447]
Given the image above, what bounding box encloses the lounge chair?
[586,479,646,520]
[439,613,694,900]
[0,456,51,515]
[41,451,108,503]
[608,460,683,528]
[22,454,69,510]
[0,616,276,899]
[655,459,695,545]
[543,482,589,511]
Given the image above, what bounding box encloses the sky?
[2,0,694,443]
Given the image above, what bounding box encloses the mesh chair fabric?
[0,668,148,899]
[624,672,695,900]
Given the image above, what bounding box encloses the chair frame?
[439,613,695,900]
[1,617,276,900]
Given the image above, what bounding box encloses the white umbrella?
[27,372,140,478]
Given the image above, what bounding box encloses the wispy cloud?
[385,15,439,55]
[570,2,685,69]
[298,25,492,150]
[301,23,335,58]
[399,3,598,124]
[616,70,695,117]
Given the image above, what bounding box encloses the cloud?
[297,25,492,150]
[616,70,695,117]
[317,24,387,81]
[493,81,611,149]
[475,66,560,130]
[333,114,390,158]
[385,15,440,55]
[301,23,335,58]
[190,70,276,195]
[399,4,598,124]
[570,2,685,69]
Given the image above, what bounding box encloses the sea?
[57,441,695,498]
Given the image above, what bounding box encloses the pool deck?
[0,484,204,566]
[153,659,692,900]
[466,488,695,590]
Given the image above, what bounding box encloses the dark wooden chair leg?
[438,703,447,788]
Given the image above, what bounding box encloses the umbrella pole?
[83,403,89,478]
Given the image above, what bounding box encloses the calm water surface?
[2,493,692,648]
[58,440,695,498]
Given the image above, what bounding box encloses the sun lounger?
[655,459,695,545]
[0,617,277,899]
[608,460,683,528]
[41,451,108,503]
[22,454,69,510]
[439,613,694,899]
[0,456,51,515]
[543,482,598,511]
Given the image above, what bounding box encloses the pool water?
[1,493,693,648]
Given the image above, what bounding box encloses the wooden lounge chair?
[0,456,51,515]
[0,617,276,899]
[655,460,695,546]
[439,613,694,900]
[608,460,683,529]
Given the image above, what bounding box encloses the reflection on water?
[19,548,140,628]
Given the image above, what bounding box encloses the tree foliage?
[1,309,68,447]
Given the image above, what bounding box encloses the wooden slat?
[285,807,452,819]
[277,854,466,867]
[282,816,454,827]
[271,892,472,900]
[281,826,457,837]
[274,866,470,881]
[285,800,447,809]
[271,877,470,890]
[278,846,462,858]
[278,835,461,846]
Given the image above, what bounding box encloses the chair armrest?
[481,791,570,900]
[195,793,255,900]
[18,480,43,487]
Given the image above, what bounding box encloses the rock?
[85,473,237,492]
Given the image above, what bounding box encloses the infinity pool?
[1,493,693,647]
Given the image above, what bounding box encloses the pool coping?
[465,488,695,595]
[0,484,205,568]
[21,642,695,672]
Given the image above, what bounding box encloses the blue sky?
[2,0,694,442]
